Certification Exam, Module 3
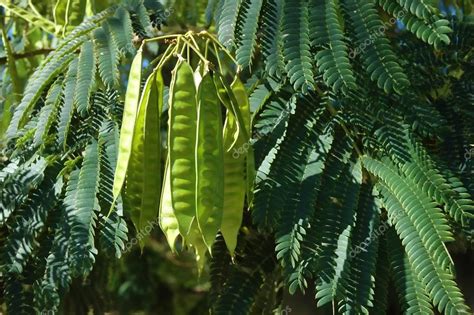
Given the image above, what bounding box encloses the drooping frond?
[74,41,96,116]
[281,0,314,92]
[401,139,474,227]
[386,228,434,314]
[373,177,470,314]
[211,230,278,314]
[395,0,437,20]
[68,140,100,275]
[107,7,136,56]
[98,212,128,258]
[217,0,242,48]
[338,184,380,314]
[97,120,120,213]
[34,206,71,312]
[259,0,285,78]
[377,0,451,49]
[6,52,75,138]
[313,147,361,308]
[275,102,334,271]
[33,79,63,148]
[252,93,329,230]
[342,0,410,94]
[235,0,263,68]
[363,157,454,267]
[252,86,292,166]
[311,0,357,94]
[0,156,49,225]
[369,235,390,314]
[1,165,60,274]
[57,59,79,148]
[94,25,120,88]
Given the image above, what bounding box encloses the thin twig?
[0,48,54,64]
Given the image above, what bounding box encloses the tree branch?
[0,48,54,64]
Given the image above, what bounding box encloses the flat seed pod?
[126,69,162,248]
[139,71,163,235]
[168,60,198,237]
[195,71,224,252]
[110,48,142,214]
[231,77,255,204]
[159,161,180,252]
[220,112,247,256]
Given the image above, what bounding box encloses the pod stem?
[197,31,239,67]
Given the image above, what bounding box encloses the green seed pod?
[168,60,198,237]
[110,48,142,214]
[159,161,180,252]
[195,71,224,252]
[221,112,246,256]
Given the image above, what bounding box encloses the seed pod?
[168,60,198,237]
[221,112,246,256]
[111,48,142,213]
[126,72,155,234]
[159,161,180,252]
[125,69,163,247]
[195,71,224,252]
[139,70,163,233]
[187,220,208,274]
[214,74,249,150]
[231,77,255,204]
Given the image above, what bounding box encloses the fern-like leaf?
[275,104,333,271]
[235,0,263,68]
[68,140,100,275]
[57,59,78,148]
[311,0,357,94]
[98,212,128,258]
[260,0,285,78]
[374,179,470,313]
[377,0,451,49]
[343,0,410,94]
[74,41,96,116]
[314,153,361,308]
[94,25,119,87]
[338,184,379,315]
[217,0,243,48]
[107,7,135,55]
[33,79,63,147]
[386,227,434,314]
[281,0,314,92]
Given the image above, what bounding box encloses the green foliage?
[217,0,242,48]
[0,0,58,34]
[242,9,474,314]
[0,1,161,311]
[210,230,280,314]
[210,0,450,94]
[311,0,357,94]
[235,0,263,68]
